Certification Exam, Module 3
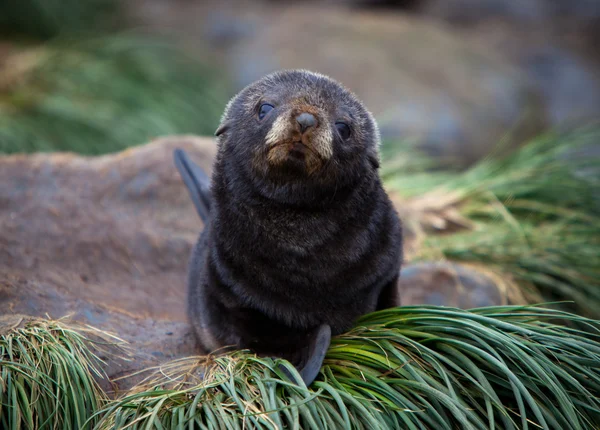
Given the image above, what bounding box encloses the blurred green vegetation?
[0,0,120,39]
[0,0,230,155]
[0,37,230,154]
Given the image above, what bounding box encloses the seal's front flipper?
[376,275,401,310]
[278,324,332,386]
[174,149,212,223]
[298,324,331,386]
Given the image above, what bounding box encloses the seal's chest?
[245,206,340,249]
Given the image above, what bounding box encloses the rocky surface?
[0,137,520,392]
[397,262,522,308]
[0,136,216,392]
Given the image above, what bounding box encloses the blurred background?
[1,0,599,166]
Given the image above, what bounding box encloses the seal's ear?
[215,120,231,137]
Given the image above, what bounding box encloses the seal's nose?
[296,112,318,134]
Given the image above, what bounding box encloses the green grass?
[94,306,600,429]
[0,36,230,155]
[420,220,600,317]
[382,127,600,216]
[5,308,600,430]
[382,128,600,318]
[0,316,118,429]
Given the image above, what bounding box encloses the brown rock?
[0,136,216,392]
[398,262,526,308]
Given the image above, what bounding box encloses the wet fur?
[183,70,403,380]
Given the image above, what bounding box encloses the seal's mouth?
[265,139,322,175]
[288,141,307,160]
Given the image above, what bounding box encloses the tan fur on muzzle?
[264,108,333,174]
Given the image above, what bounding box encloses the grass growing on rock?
[95,306,600,430]
[0,316,120,430]
[383,127,600,318]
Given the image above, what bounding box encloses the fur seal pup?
[175,69,403,386]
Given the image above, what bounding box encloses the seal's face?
[215,70,381,201]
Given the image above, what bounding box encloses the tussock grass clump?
[420,220,600,317]
[0,315,115,430]
[382,128,600,318]
[96,306,600,430]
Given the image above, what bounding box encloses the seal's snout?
[296,112,318,134]
[263,102,333,175]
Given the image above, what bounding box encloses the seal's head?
[215,70,381,203]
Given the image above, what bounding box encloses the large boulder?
[0,136,216,390]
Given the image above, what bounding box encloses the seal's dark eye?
[258,103,274,120]
[335,122,351,140]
